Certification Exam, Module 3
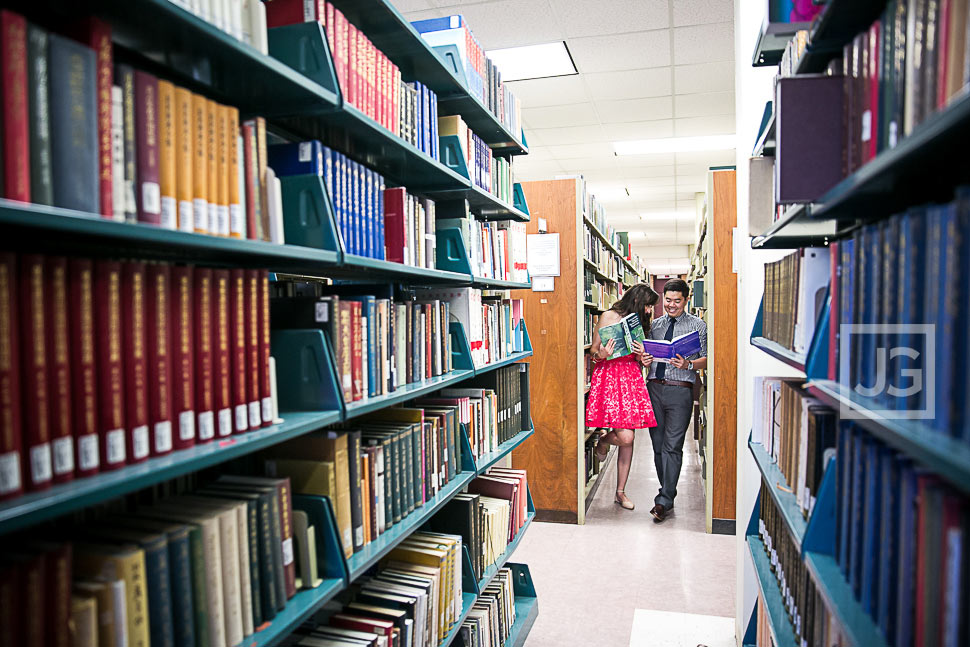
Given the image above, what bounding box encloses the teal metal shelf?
[344,469,477,580]
[475,427,535,474]
[440,592,480,647]
[749,438,808,549]
[475,512,535,594]
[472,276,532,290]
[474,350,533,376]
[247,578,345,647]
[504,590,539,647]
[746,534,798,647]
[343,369,476,420]
[804,551,889,647]
[339,254,473,285]
[750,337,807,373]
[0,410,341,535]
[807,379,970,495]
[430,183,530,222]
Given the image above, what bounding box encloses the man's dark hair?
[663,279,690,299]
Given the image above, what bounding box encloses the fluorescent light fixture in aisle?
[487,41,578,82]
[614,135,737,156]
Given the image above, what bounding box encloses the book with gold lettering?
[229,269,249,434]
[146,263,174,457]
[206,99,220,235]
[121,262,150,464]
[174,87,194,232]
[94,260,126,469]
[45,257,74,482]
[194,268,215,444]
[170,266,196,450]
[217,104,231,239]
[115,63,137,223]
[259,272,272,426]
[68,259,99,477]
[191,93,208,233]
[246,270,262,430]
[74,542,151,647]
[157,80,177,230]
[0,254,23,497]
[21,254,53,489]
[134,70,161,226]
[1,10,29,203]
[212,269,234,438]
[226,106,244,238]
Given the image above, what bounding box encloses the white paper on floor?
[628,609,735,647]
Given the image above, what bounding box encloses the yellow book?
[74,543,151,647]
[264,458,336,498]
[226,106,243,238]
[383,545,449,640]
[70,594,98,647]
[206,99,222,235]
[191,93,208,233]
[157,80,177,230]
[217,104,230,240]
[74,579,124,647]
[174,87,194,233]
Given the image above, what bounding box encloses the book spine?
[227,107,244,238]
[1,11,30,202]
[174,87,194,232]
[158,80,178,230]
[68,259,99,477]
[134,71,161,225]
[259,273,272,426]
[217,104,230,237]
[171,266,196,448]
[143,540,175,647]
[266,489,286,609]
[351,301,362,401]
[245,502,263,628]
[44,258,74,481]
[20,255,52,489]
[0,254,23,497]
[205,99,220,235]
[230,269,249,433]
[146,264,174,456]
[246,270,261,429]
[242,121,262,240]
[121,262,150,463]
[348,430,363,552]
[338,300,352,402]
[277,478,297,599]
[48,543,72,647]
[116,63,137,222]
[194,268,215,443]
[192,93,208,233]
[26,24,52,206]
[167,532,196,647]
[213,269,234,437]
[257,495,279,618]
[111,85,125,221]
[86,18,114,219]
[186,527,211,646]
[255,118,271,241]
[94,260,127,469]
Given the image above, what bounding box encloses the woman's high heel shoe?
[614,490,635,510]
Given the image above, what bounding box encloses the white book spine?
[239,0,254,45]
[251,0,268,55]
[235,134,247,238]
[110,85,126,223]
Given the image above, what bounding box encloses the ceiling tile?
[558,156,621,172]
[672,0,735,27]
[583,68,673,101]
[597,96,673,123]
[445,0,563,49]
[674,91,735,118]
[673,22,734,65]
[526,124,608,146]
[396,0,437,12]
[568,31,671,74]
[615,152,677,168]
[402,8,445,21]
[673,61,735,94]
[605,164,677,179]
[555,0,670,38]
[523,102,600,128]
[601,119,674,140]
[508,75,590,109]
[674,150,736,166]
[544,142,617,160]
[673,114,736,136]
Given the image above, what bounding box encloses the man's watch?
[687,360,694,371]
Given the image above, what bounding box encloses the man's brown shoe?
[650,504,667,522]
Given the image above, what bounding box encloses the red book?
[382,187,407,264]
[325,2,335,56]
[264,0,324,27]
[939,0,952,110]
[336,298,352,402]
[915,475,937,647]
[258,272,272,426]
[229,269,249,433]
[425,303,432,379]
[330,614,395,640]
[134,70,161,225]
[120,262,150,463]
[93,260,126,469]
[145,263,174,456]
[71,17,113,218]
[194,268,215,443]
[45,258,74,481]
[212,270,233,437]
[0,11,29,202]
[334,7,347,99]
[20,255,52,490]
[350,300,362,401]
[68,259,99,476]
[170,266,195,449]
[346,22,357,106]
[0,254,23,498]
[245,270,261,430]
[276,476,297,598]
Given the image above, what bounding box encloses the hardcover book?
[0,254,22,497]
[26,23,52,206]
[45,257,74,481]
[146,264,174,456]
[598,313,647,360]
[134,70,161,225]
[121,262,150,463]
[1,11,30,203]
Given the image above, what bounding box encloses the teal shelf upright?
[513,183,531,216]
[272,329,346,418]
[449,321,476,373]
[434,136,530,222]
[267,22,341,98]
[278,174,344,254]
[747,435,809,549]
[474,426,536,475]
[744,496,799,647]
[504,563,540,647]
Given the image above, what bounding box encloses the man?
[642,279,707,522]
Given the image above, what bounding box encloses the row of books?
[584,272,619,312]
[413,15,523,141]
[265,404,464,558]
[455,567,518,647]
[584,230,624,282]
[831,191,969,436]
[836,422,969,647]
[755,484,846,647]
[0,12,288,242]
[779,29,809,78]
[170,0,269,53]
[752,378,836,520]
[0,253,274,499]
[440,115,506,196]
[760,247,829,355]
[429,467,529,582]
[437,209,528,283]
[290,530,467,647]
[443,365,527,460]
[0,474,310,647]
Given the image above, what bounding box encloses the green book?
[598,312,646,360]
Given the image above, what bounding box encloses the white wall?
[733,1,804,643]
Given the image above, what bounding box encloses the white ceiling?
[399,0,737,273]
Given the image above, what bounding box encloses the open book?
[598,313,646,360]
[642,330,701,363]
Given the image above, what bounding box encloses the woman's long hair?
[609,283,659,328]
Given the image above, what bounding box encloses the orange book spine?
[45,258,74,482]
[191,93,208,233]
[157,80,178,230]
[205,99,221,235]
[226,106,244,238]
[255,117,271,241]
[174,87,194,232]
[216,104,230,239]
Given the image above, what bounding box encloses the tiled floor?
[515,431,737,647]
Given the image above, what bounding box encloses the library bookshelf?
[0,1,540,645]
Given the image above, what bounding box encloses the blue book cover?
[837,422,852,573]
[877,452,901,643]
[160,525,195,647]
[923,205,944,421]
[936,197,969,435]
[366,168,375,259]
[414,81,425,154]
[363,296,377,396]
[266,140,323,177]
[410,15,465,33]
[335,152,346,254]
[430,90,438,160]
[860,440,882,615]
[849,430,866,597]
[861,225,881,400]
[423,85,432,155]
[879,218,898,409]
[345,156,354,256]
[352,160,362,257]
[895,462,920,647]
[839,236,856,387]
[49,33,99,214]
[896,208,925,413]
[378,175,386,261]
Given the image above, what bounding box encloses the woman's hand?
[641,352,653,368]
[631,340,644,357]
[597,338,616,360]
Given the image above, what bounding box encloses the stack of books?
[419,288,525,368]
[458,567,517,647]
[436,209,528,282]
[0,254,273,499]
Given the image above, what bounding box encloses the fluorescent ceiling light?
[614,135,737,156]
[486,42,577,82]
[639,211,694,221]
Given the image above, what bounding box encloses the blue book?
[862,225,881,399]
[936,197,969,435]
[378,175,386,261]
[848,430,866,597]
[877,452,902,643]
[365,168,374,258]
[368,169,377,259]
[423,85,431,154]
[837,421,852,573]
[414,81,425,154]
[860,441,882,615]
[410,15,466,33]
[878,218,898,409]
[895,462,920,647]
[431,91,439,161]
[266,140,323,177]
[352,160,361,257]
[896,208,925,413]
[49,33,99,213]
[922,206,944,421]
[343,155,353,255]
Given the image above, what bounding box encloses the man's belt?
[648,378,693,388]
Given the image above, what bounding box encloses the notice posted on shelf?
[526,232,560,277]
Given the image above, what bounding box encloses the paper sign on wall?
[526,233,560,277]
[532,276,555,292]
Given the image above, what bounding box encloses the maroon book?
[20,551,45,647]
[43,542,72,647]
[382,187,407,264]
[259,271,272,426]
[68,259,99,476]
[121,262,150,463]
[20,254,52,489]
[70,17,113,218]
[212,269,233,437]
[245,270,261,429]
[0,254,23,497]
[194,268,215,443]
[170,265,195,449]
[229,269,249,433]
[0,11,30,203]
[93,260,126,469]
[45,257,74,481]
[0,561,23,642]
[134,70,161,225]
[350,301,362,401]
[145,263,173,456]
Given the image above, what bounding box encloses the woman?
[585,284,658,510]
